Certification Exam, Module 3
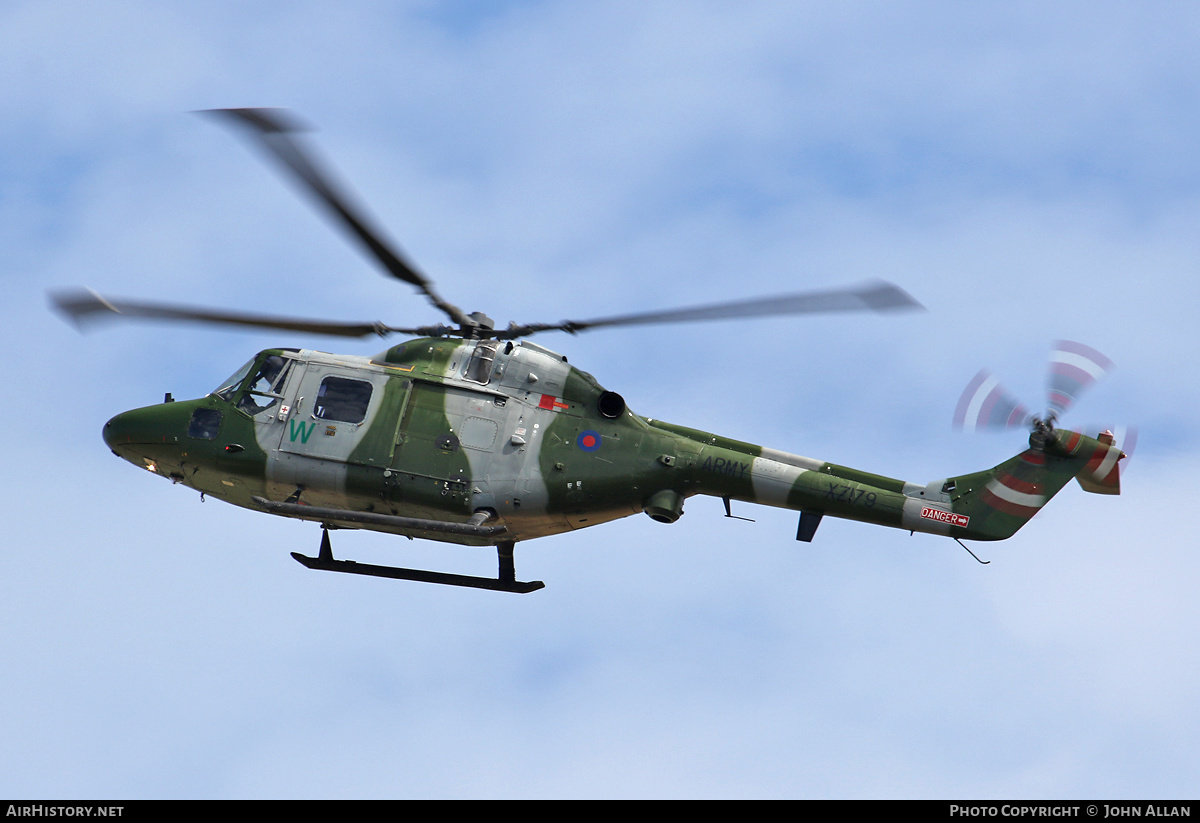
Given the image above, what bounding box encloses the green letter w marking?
[289,419,316,444]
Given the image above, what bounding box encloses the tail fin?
[945,431,1125,541]
[1075,430,1124,495]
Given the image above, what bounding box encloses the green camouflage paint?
[102,339,1125,554]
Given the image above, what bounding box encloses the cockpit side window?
[313,376,372,424]
[236,355,293,416]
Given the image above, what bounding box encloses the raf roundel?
[577,430,602,452]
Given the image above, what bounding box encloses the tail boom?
[652,420,1124,543]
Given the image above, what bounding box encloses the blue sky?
[2,1,1198,798]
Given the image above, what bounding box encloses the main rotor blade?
[49,289,445,339]
[199,108,470,328]
[499,280,922,338]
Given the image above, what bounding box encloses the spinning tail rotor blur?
[954,340,1136,474]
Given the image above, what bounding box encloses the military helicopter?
[52,109,1128,593]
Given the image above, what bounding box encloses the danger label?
[921,506,969,528]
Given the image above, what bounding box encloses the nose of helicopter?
[102,410,130,452]
[102,402,192,465]
[104,406,162,450]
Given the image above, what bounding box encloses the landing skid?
[291,530,545,594]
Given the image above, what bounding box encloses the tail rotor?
[1046,339,1114,420]
[953,369,1032,432]
[954,341,1135,474]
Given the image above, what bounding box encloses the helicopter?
[52,108,1128,593]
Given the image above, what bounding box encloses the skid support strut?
[291,530,544,593]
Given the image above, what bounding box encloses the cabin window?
[464,340,499,384]
[314,376,372,424]
[187,408,222,440]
